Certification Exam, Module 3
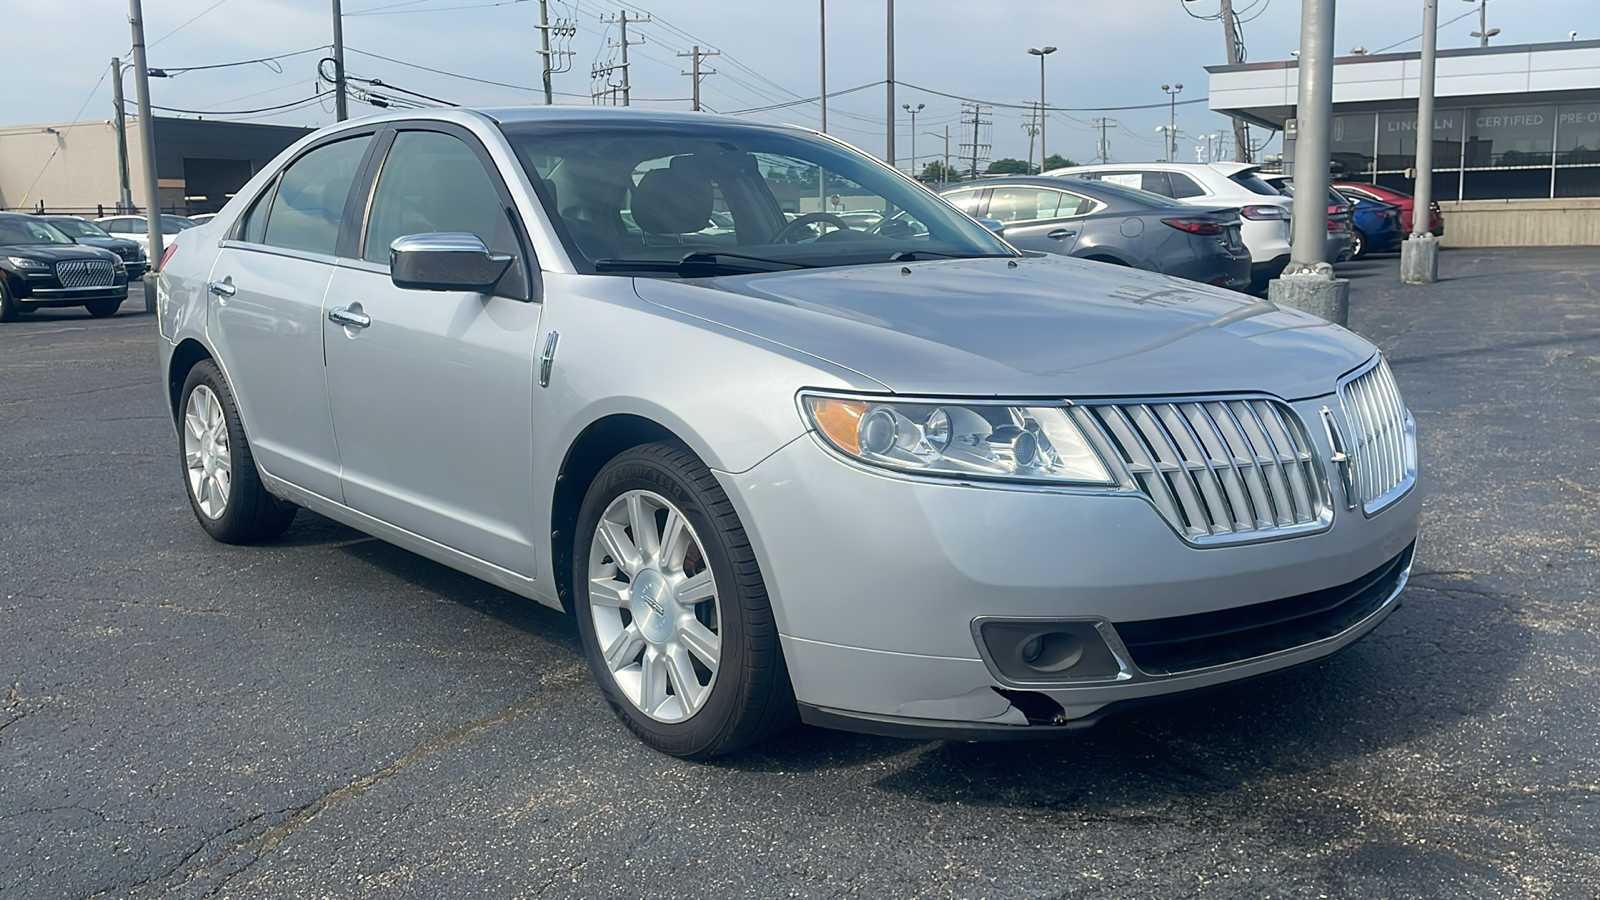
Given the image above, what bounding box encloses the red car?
[1331,182,1444,236]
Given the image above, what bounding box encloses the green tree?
[919,160,962,183]
[1041,153,1078,171]
[985,157,1034,175]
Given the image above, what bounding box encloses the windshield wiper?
[594,251,815,278]
[887,250,1012,262]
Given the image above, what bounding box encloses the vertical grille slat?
[1337,358,1416,514]
[1082,396,1330,544]
[54,260,115,288]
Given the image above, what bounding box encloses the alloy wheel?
[183,384,232,519]
[586,489,722,723]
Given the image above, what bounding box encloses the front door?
[323,127,541,574]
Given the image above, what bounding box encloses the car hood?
[73,236,142,254]
[631,254,1375,399]
[0,243,118,262]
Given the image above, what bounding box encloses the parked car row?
[0,212,131,321]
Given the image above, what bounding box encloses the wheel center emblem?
[629,569,673,643]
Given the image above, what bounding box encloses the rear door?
[984,186,1089,254]
[206,132,376,501]
[322,124,542,574]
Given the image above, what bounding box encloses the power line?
[345,0,529,15]
[148,0,231,48]
[722,81,883,116]
[130,95,327,116]
[17,66,111,207]
[1372,7,1480,53]
[156,46,329,76]
[901,81,1210,112]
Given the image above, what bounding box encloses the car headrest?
[631,159,712,235]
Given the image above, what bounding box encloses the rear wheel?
[1351,228,1367,259]
[573,442,795,758]
[85,299,120,318]
[178,360,296,543]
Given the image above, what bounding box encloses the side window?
[1057,192,1100,217]
[363,131,508,264]
[262,135,372,256]
[986,188,1066,224]
[1140,172,1176,197]
[941,188,985,216]
[1168,172,1206,199]
[1097,172,1142,189]
[234,179,276,244]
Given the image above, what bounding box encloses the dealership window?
[1555,103,1600,198]
[1329,113,1377,178]
[1459,105,1555,200]
[1376,109,1463,200]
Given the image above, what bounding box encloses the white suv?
[1044,162,1292,292]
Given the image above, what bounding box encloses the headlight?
[6,256,49,270]
[802,394,1116,485]
[112,257,127,271]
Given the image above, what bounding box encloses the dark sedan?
[938,177,1252,291]
[41,216,148,278]
[0,213,129,322]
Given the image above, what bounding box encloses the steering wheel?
[773,212,852,243]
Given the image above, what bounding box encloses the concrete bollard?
[1400,233,1439,285]
[1268,263,1350,327]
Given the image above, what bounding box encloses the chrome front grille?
[1077,398,1330,544]
[1337,357,1415,514]
[55,260,115,288]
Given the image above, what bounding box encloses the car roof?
[1043,161,1261,177]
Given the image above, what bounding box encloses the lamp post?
[1403,0,1441,284]
[1465,0,1498,46]
[1161,83,1183,161]
[1028,46,1056,169]
[902,102,923,175]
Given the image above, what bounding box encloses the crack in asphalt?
[128,667,591,898]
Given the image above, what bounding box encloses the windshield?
[0,218,73,246]
[162,215,198,231]
[47,218,111,238]
[498,119,1014,276]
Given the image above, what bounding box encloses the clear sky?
[4,0,1594,169]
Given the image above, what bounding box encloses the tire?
[178,360,296,544]
[85,299,120,318]
[1351,228,1367,259]
[0,276,18,323]
[573,442,795,758]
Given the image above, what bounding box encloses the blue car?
[1340,191,1404,258]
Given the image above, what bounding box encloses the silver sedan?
[156,107,1419,758]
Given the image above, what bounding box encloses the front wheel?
[0,277,20,323]
[573,442,795,758]
[178,360,296,543]
[85,299,121,318]
[1351,228,1367,259]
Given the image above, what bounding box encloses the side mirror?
[390,233,512,292]
[976,216,1006,236]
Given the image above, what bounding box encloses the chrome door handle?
[208,279,236,297]
[1047,229,1076,240]
[328,307,371,329]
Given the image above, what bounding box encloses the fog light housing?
[976,619,1125,683]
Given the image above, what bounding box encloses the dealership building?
[0,116,310,218]
[1208,39,1600,246]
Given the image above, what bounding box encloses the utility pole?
[599,10,648,105]
[678,46,719,111]
[1218,0,1251,161]
[539,0,553,104]
[332,0,348,120]
[1092,117,1112,163]
[111,58,134,213]
[818,0,827,134]
[1022,108,1040,173]
[127,0,162,310]
[1403,0,1441,284]
[942,125,951,184]
[1268,0,1348,324]
[959,102,990,178]
[885,0,895,166]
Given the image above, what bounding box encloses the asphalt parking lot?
[3,250,1598,899]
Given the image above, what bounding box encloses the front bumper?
[719,395,1421,739]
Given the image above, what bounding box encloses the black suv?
[41,216,148,279]
[0,212,129,322]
